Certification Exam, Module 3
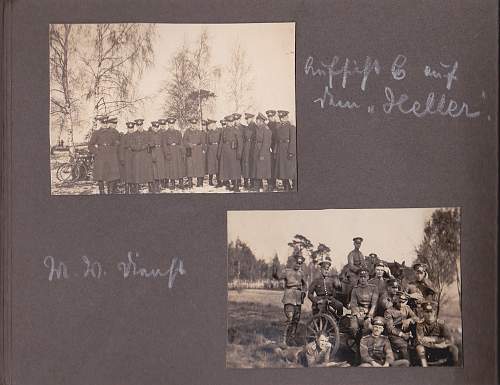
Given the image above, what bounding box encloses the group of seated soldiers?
[87,110,296,194]
[276,236,460,367]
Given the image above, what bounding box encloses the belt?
[278,139,290,143]
[191,143,202,146]
[286,286,301,289]
[152,144,161,148]
[209,142,218,145]
[98,143,114,147]
[167,143,177,146]
[245,139,251,142]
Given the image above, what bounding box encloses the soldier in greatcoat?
[217,115,243,192]
[274,110,297,191]
[240,113,256,189]
[88,115,121,194]
[118,121,136,194]
[148,121,167,193]
[183,118,206,189]
[157,118,168,188]
[163,117,186,190]
[265,110,279,190]
[130,118,153,193]
[205,119,220,186]
[251,112,273,191]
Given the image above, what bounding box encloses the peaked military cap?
[395,291,409,301]
[188,118,198,124]
[369,253,378,258]
[387,279,399,288]
[158,119,167,125]
[166,117,177,124]
[277,110,289,117]
[374,261,386,268]
[151,121,159,127]
[201,120,208,126]
[358,268,369,277]
[224,115,234,122]
[232,112,242,120]
[422,301,437,312]
[126,121,135,128]
[413,263,427,272]
[134,118,144,125]
[244,113,255,119]
[353,237,364,242]
[97,115,109,123]
[372,316,385,326]
[207,119,216,124]
[265,110,276,117]
[318,255,332,266]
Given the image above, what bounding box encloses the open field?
[227,288,463,368]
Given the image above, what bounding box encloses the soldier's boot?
[178,178,184,190]
[97,181,105,195]
[243,179,249,189]
[154,180,161,193]
[188,178,193,189]
[232,179,240,192]
[258,179,264,192]
[283,179,290,191]
[147,182,154,193]
[208,174,214,186]
[197,177,203,187]
[110,180,119,194]
[290,179,296,191]
[448,345,459,366]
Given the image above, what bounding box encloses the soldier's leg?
[97,181,105,195]
[283,304,295,345]
[208,174,214,186]
[390,359,410,367]
[291,178,296,191]
[177,178,183,189]
[155,180,161,193]
[350,315,360,337]
[232,179,240,192]
[196,177,203,187]
[447,345,459,366]
[390,336,410,360]
[291,305,301,337]
[359,363,374,367]
[332,298,344,316]
[187,178,193,189]
[416,345,428,367]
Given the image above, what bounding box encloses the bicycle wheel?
[56,163,76,182]
[306,313,341,357]
[75,163,88,181]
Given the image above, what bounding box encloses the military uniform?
[266,110,278,190]
[205,121,220,186]
[275,261,306,345]
[407,278,437,302]
[349,282,379,336]
[148,123,167,193]
[384,303,418,360]
[163,119,185,189]
[118,122,137,194]
[368,277,388,294]
[88,118,121,194]
[416,304,459,367]
[251,114,273,191]
[308,274,343,316]
[183,122,207,188]
[303,340,332,367]
[217,116,243,191]
[240,121,255,188]
[273,113,297,190]
[130,122,153,188]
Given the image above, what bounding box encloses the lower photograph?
[226,208,463,368]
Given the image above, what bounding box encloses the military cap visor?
[374,262,385,268]
[207,119,216,124]
[359,269,369,276]
[158,119,167,125]
[387,280,399,288]
[372,317,385,326]
[277,110,289,117]
[422,302,436,312]
[369,253,378,257]
[188,118,198,124]
[126,122,135,127]
[97,115,109,122]
[224,115,234,122]
[134,119,144,125]
[244,113,255,119]
[107,117,118,124]
[166,118,177,124]
[201,120,208,126]
[256,112,267,121]
[152,121,159,127]
[265,110,276,117]
[353,237,363,242]
[232,113,242,119]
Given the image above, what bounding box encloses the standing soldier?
[183,118,206,189]
[265,110,278,191]
[273,249,307,346]
[241,113,256,189]
[148,121,166,193]
[88,115,121,194]
[130,118,153,193]
[415,302,459,367]
[163,117,185,190]
[251,112,273,192]
[349,268,379,338]
[359,317,410,367]
[119,121,136,194]
[205,119,220,187]
[273,110,297,191]
[217,115,242,192]
[344,237,367,299]
[308,254,343,316]
[384,292,419,361]
[157,118,168,188]
[232,113,245,188]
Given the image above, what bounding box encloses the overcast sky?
[137,23,296,122]
[227,208,455,270]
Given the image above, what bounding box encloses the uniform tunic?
[88,127,121,181]
[304,341,332,367]
[206,128,221,174]
[273,121,297,179]
[369,277,388,294]
[148,130,167,180]
[346,249,366,283]
[407,278,437,302]
[268,121,278,179]
[384,305,418,336]
[163,129,185,179]
[118,132,126,181]
[360,334,395,365]
[350,283,379,317]
[183,129,206,177]
[240,123,255,178]
[251,123,272,179]
[416,319,451,347]
[130,130,153,183]
[276,268,306,305]
[217,126,243,180]
[118,132,136,183]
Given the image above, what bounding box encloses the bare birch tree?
[226,42,254,112]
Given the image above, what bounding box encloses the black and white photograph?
[227,208,463,368]
[49,23,296,195]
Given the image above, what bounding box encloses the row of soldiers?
[275,237,459,367]
[87,110,297,194]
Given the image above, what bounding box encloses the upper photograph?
[49,23,296,195]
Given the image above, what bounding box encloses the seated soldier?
[416,302,459,367]
[308,255,343,316]
[349,268,378,338]
[359,317,410,367]
[300,331,333,367]
[407,263,437,308]
[376,278,400,316]
[384,291,419,361]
